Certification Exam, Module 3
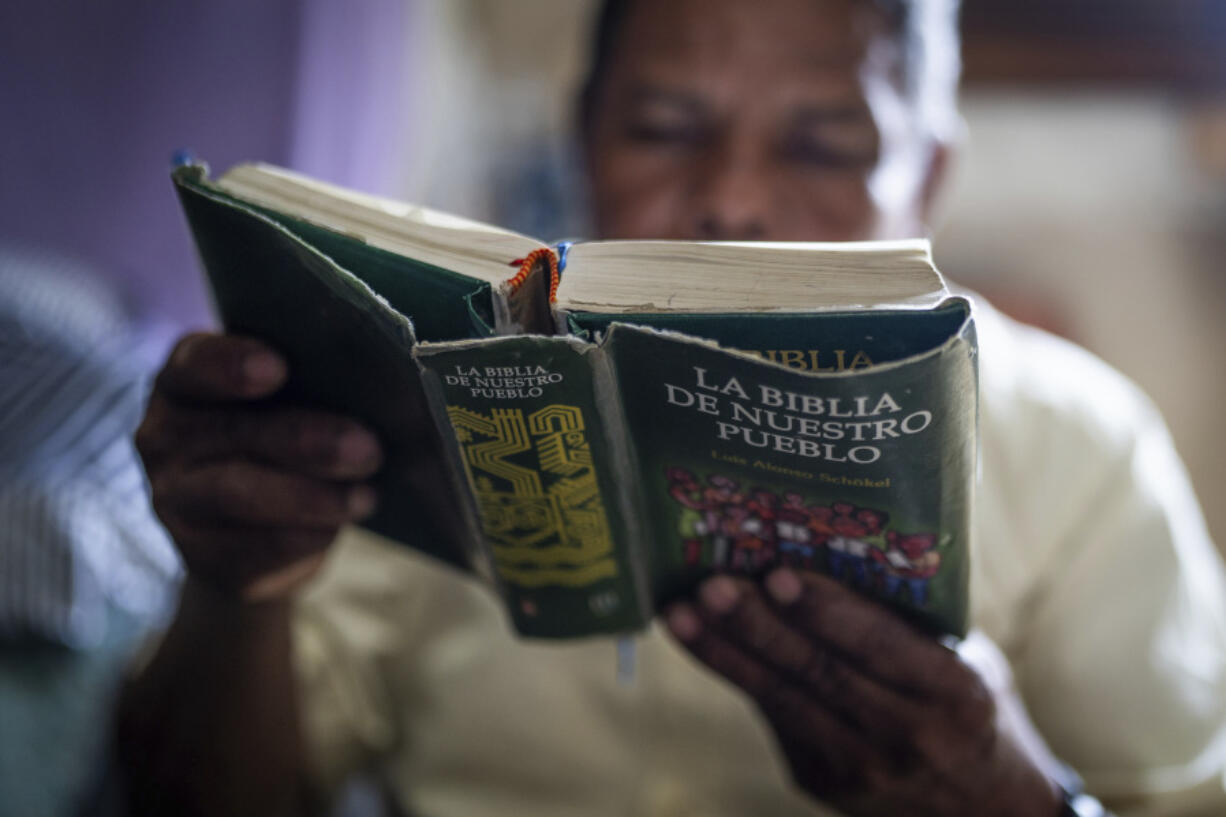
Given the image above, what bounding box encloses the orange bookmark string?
[507,247,561,303]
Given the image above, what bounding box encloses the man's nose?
[689,147,771,241]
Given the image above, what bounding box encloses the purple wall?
[0,0,305,330]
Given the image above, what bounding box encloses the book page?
[216,163,547,287]
[557,239,946,313]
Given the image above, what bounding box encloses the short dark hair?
[578,0,962,139]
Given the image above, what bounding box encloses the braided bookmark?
[506,246,561,304]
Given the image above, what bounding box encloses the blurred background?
[1,0,1224,814]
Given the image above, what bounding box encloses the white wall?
[939,92,1226,543]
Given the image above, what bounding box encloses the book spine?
[414,336,648,638]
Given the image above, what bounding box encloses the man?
[119,1,1226,815]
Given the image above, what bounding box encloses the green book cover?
[416,303,976,637]
[172,164,495,569]
[601,308,975,636]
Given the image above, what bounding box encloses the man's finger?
[155,332,287,402]
[764,568,979,699]
[171,523,337,564]
[156,461,376,529]
[665,603,879,792]
[163,402,383,480]
[694,576,920,748]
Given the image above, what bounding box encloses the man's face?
[584,0,938,242]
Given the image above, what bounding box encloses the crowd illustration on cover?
[665,467,942,606]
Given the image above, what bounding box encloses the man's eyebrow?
[624,85,709,113]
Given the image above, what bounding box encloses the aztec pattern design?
[446,404,618,588]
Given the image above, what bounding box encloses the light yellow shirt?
[294,303,1226,817]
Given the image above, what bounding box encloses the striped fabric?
[0,248,181,648]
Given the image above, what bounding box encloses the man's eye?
[779,137,876,170]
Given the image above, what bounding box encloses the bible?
[173,160,977,638]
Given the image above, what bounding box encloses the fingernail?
[666,604,701,641]
[699,576,740,614]
[337,428,380,467]
[766,569,803,605]
[348,485,377,518]
[242,352,286,388]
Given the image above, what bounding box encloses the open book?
[173,161,977,638]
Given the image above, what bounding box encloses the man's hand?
[665,570,1063,817]
[136,332,382,601]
